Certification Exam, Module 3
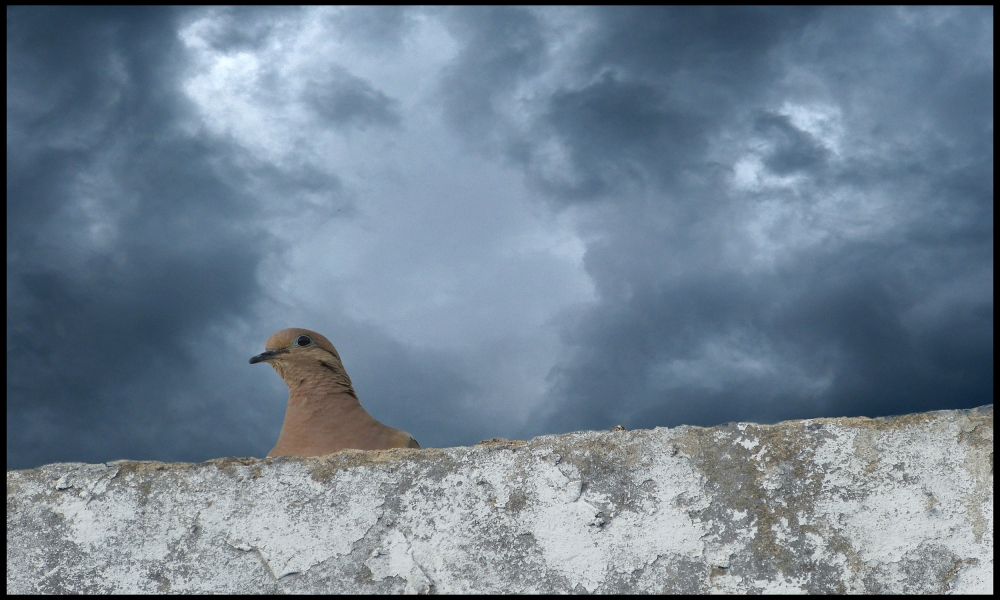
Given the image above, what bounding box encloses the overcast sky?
[7,7,993,470]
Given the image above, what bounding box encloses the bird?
[250,328,420,456]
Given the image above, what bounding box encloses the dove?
[250,328,419,456]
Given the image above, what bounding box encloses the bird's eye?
[296,335,312,347]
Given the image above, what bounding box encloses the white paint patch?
[7,407,993,594]
[365,530,431,594]
[204,465,384,578]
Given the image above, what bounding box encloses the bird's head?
[250,328,353,391]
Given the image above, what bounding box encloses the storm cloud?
[7,7,992,469]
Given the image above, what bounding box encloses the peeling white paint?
[364,530,430,594]
[6,406,993,594]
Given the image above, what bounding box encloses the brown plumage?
[250,328,419,456]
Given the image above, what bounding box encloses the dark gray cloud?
[7,7,277,468]
[541,74,706,198]
[7,7,992,470]
[754,112,830,176]
[510,7,991,434]
[326,6,415,50]
[440,6,546,144]
[434,6,993,436]
[194,6,299,53]
[305,67,400,129]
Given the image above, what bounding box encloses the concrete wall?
[7,405,993,594]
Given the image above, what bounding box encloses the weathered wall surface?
[7,405,993,594]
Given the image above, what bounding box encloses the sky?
[7,7,993,470]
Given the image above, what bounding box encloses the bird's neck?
[270,363,381,455]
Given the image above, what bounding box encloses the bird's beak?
[249,348,288,364]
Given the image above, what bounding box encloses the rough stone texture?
[7,406,993,594]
